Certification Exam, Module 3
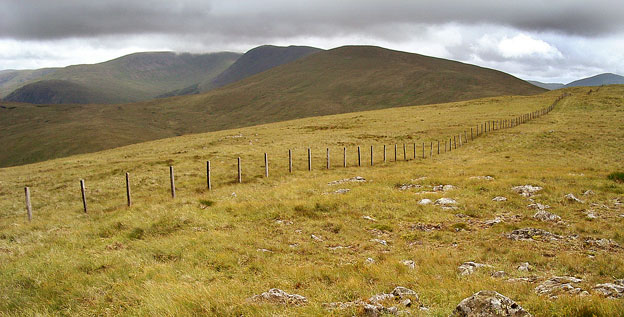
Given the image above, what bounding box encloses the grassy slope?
[0,86,622,315]
[0,68,59,98]
[0,46,545,167]
[3,52,241,104]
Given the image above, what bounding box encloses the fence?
[20,94,566,220]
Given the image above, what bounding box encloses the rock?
[418,198,433,205]
[252,288,308,305]
[328,245,351,250]
[535,276,586,298]
[451,290,532,316]
[533,210,561,222]
[491,271,507,278]
[256,248,272,253]
[311,234,323,242]
[583,210,598,219]
[362,215,377,221]
[592,282,624,298]
[364,303,398,316]
[517,262,531,272]
[368,293,395,304]
[507,277,540,283]
[512,185,543,197]
[435,198,458,205]
[485,217,503,226]
[410,223,442,231]
[615,279,624,286]
[334,188,350,194]
[433,184,456,191]
[582,190,595,196]
[366,257,376,264]
[470,176,495,181]
[401,299,412,307]
[231,192,237,197]
[391,286,418,300]
[583,237,620,250]
[507,228,562,241]
[370,239,388,246]
[492,196,507,202]
[564,193,583,203]
[397,184,422,191]
[527,203,550,210]
[400,260,415,269]
[275,219,293,225]
[458,261,492,276]
[325,286,418,316]
[328,176,366,185]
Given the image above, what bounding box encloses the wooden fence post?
[343,147,347,168]
[437,140,440,155]
[403,143,406,161]
[80,179,87,213]
[238,157,242,182]
[422,142,425,159]
[445,140,447,153]
[394,144,397,161]
[413,143,416,159]
[453,136,456,149]
[170,166,176,198]
[459,134,462,147]
[308,148,312,171]
[126,172,132,206]
[264,153,269,177]
[430,142,432,157]
[471,128,473,140]
[358,146,361,166]
[206,161,212,190]
[370,146,374,166]
[327,148,330,169]
[383,145,386,163]
[25,187,32,221]
[288,150,292,173]
[464,131,468,143]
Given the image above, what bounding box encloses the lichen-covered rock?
[397,183,422,191]
[433,184,456,191]
[252,288,308,305]
[506,228,562,241]
[324,286,419,316]
[418,198,433,205]
[451,290,531,316]
[491,271,507,278]
[470,176,495,181]
[334,188,350,194]
[435,198,457,205]
[458,262,492,276]
[492,196,507,202]
[527,203,550,210]
[535,276,587,298]
[582,190,595,196]
[517,262,532,272]
[592,282,624,298]
[533,210,561,222]
[328,176,366,185]
[512,185,542,197]
[400,260,415,269]
[564,193,583,203]
[583,237,620,250]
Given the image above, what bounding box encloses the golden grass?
[0,86,623,316]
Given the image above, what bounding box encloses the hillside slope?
[2,51,241,104]
[565,73,624,87]
[0,86,622,316]
[4,79,112,104]
[0,46,545,167]
[0,68,59,98]
[527,80,565,90]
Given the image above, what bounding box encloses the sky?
[1,0,623,83]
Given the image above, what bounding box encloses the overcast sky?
[1,0,623,83]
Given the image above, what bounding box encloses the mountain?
[160,45,322,97]
[565,73,624,87]
[2,51,241,104]
[4,79,111,104]
[527,80,565,90]
[0,68,59,97]
[0,45,545,167]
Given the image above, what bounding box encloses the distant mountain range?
[528,73,624,90]
[0,45,544,167]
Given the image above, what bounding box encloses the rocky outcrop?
[507,228,562,241]
[533,210,561,222]
[458,262,492,276]
[252,288,308,305]
[535,276,587,298]
[451,290,531,316]
[512,185,542,197]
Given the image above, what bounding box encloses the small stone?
[418,198,432,205]
[512,185,543,197]
[370,238,387,246]
[507,228,562,241]
[533,210,562,222]
[231,192,237,197]
[368,293,395,304]
[584,237,620,250]
[311,234,323,242]
[391,286,418,299]
[582,190,595,196]
[593,282,624,298]
[256,248,272,253]
[433,184,456,192]
[470,175,495,180]
[400,260,415,269]
[366,257,375,264]
[328,176,366,185]
[275,219,293,225]
[435,198,457,205]
[517,262,532,272]
[451,290,532,317]
[252,288,307,305]
[484,217,503,226]
[491,271,507,278]
[458,261,492,276]
[334,188,350,194]
[401,299,412,307]
[362,215,377,221]
[564,193,583,203]
[527,203,550,210]
[492,196,507,202]
[397,184,422,191]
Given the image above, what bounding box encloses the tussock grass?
[0,86,623,315]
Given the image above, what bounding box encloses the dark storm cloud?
[1,0,623,41]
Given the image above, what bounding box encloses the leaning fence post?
[471,128,473,140]
[238,157,242,182]
[170,166,176,198]
[403,144,406,161]
[80,179,87,213]
[126,172,132,206]
[264,153,269,177]
[308,148,312,171]
[25,187,32,221]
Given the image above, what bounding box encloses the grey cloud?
[1,0,623,41]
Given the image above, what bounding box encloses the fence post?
[264,153,269,177]
[25,187,32,221]
[394,144,397,161]
[464,131,467,143]
[170,166,176,198]
[403,144,406,161]
[327,148,330,169]
[288,149,292,173]
[445,140,447,153]
[343,147,347,168]
[370,146,373,166]
[459,134,462,147]
[413,143,416,159]
[206,161,212,190]
[80,179,87,213]
[422,142,425,159]
[238,157,242,182]
[308,148,312,171]
[358,146,361,166]
[437,140,440,155]
[383,145,386,163]
[126,172,132,206]
[471,128,473,140]
[430,142,432,157]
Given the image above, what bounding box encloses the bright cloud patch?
[498,34,562,59]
